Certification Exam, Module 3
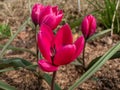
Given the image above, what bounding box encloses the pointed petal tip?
[55,24,73,50]
[72,36,85,60]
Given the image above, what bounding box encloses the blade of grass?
[78,0,81,12]
[104,0,112,23]
[43,73,61,90]
[94,0,103,9]
[111,0,119,35]
[87,29,111,41]
[117,16,120,33]
[0,67,17,73]
[0,45,36,56]
[0,80,16,90]
[87,51,120,69]
[69,41,120,90]
[0,65,37,73]
[86,0,98,9]
[0,17,30,59]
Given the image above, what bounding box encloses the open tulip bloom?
[31,3,63,30]
[37,24,84,72]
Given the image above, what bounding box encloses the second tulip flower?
[31,4,63,30]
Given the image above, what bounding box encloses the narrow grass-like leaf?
[104,0,112,23]
[0,65,37,73]
[86,0,98,9]
[69,41,120,90]
[71,60,83,66]
[87,51,120,69]
[44,73,61,90]
[95,0,103,9]
[0,17,30,59]
[0,45,36,56]
[0,58,36,71]
[0,67,17,73]
[0,80,16,90]
[117,17,120,33]
[87,29,111,41]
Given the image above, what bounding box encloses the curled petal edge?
[38,60,58,72]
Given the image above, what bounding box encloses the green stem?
[35,25,39,61]
[82,40,86,71]
[34,25,41,89]
[51,71,57,90]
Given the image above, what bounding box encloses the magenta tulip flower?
[81,15,96,39]
[31,4,63,30]
[37,24,84,72]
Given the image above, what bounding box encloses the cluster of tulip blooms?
[31,4,96,72]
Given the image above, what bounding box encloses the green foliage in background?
[86,0,120,35]
[99,0,116,28]
[0,24,11,38]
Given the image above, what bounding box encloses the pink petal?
[40,23,55,40]
[38,60,58,72]
[52,6,63,27]
[55,24,73,51]
[31,4,44,25]
[72,36,84,60]
[52,6,58,15]
[81,16,89,38]
[58,10,63,15]
[37,24,54,63]
[54,44,76,65]
[41,12,63,30]
[41,14,56,30]
[88,16,96,37]
[53,13,63,29]
[38,5,53,25]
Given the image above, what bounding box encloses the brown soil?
[0,0,120,90]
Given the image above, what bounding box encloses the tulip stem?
[82,40,86,71]
[51,71,57,90]
[35,25,41,89]
[35,25,39,61]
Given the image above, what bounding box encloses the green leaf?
[69,41,120,90]
[87,29,111,41]
[0,24,11,38]
[0,80,16,90]
[71,59,83,66]
[87,51,120,69]
[0,67,17,73]
[43,73,61,90]
[0,58,36,71]
[0,45,36,56]
[0,17,30,59]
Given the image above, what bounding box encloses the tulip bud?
[31,4,43,25]
[81,15,96,39]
